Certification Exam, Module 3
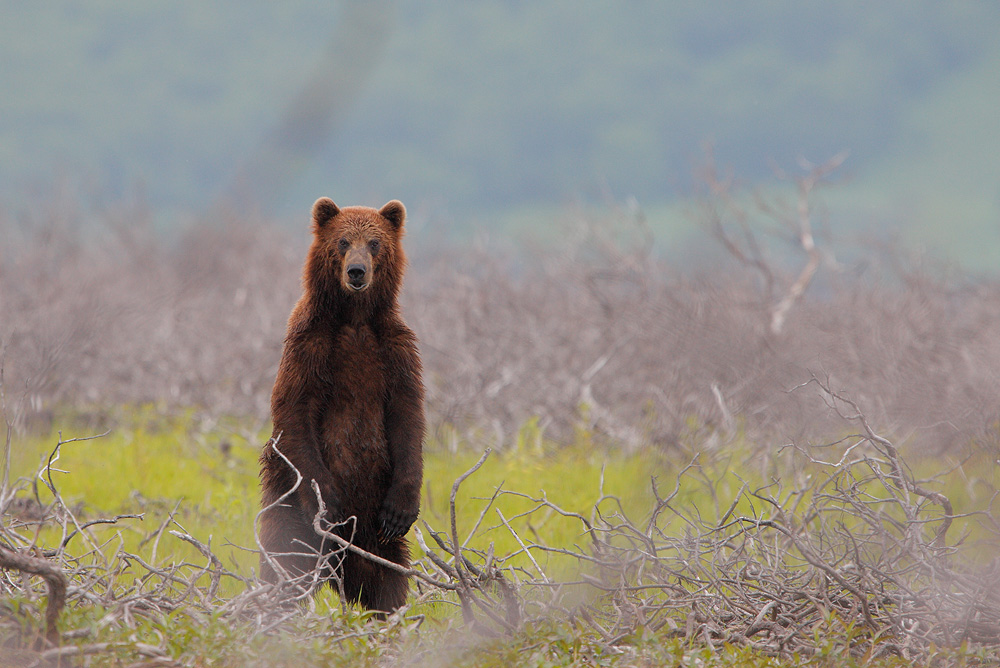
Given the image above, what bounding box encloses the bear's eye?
[338,238,350,253]
[368,239,381,255]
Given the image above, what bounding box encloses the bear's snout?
[346,263,368,290]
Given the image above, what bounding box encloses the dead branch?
[0,544,66,646]
[768,152,846,335]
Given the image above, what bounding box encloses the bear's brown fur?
[258,198,424,615]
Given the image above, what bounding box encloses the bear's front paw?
[303,481,342,525]
[378,503,417,542]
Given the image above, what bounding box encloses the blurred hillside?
[1,2,999,266]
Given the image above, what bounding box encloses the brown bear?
[258,198,424,615]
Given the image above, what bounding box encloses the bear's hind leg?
[258,501,329,586]
[340,540,411,616]
[359,566,409,616]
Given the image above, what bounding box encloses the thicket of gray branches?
[1,167,998,453]
[1,380,998,664]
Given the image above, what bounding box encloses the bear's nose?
[347,265,366,282]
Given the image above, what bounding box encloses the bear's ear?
[379,200,406,232]
[312,197,340,229]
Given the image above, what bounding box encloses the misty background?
[2,1,999,269]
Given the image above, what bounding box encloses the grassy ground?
[2,410,999,666]
[6,410,670,592]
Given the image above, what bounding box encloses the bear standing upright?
[258,198,424,615]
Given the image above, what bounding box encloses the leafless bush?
[409,164,1000,452]
[0,199,301,426]
[2,170,999,452]
[552,377,998,659]
[1,379,997,664]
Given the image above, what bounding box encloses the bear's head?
[304,198,407,310]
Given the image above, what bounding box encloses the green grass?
[8,412,674,588]
[3,410,999,666]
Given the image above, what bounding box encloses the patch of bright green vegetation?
[10,410,999,579]
[4,411,999,666]
[9,412,679,585]
[8,406,265,581]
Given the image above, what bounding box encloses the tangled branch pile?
[560,379,999,660]
[2,379,998,665]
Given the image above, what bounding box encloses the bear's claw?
[378,505,416,542]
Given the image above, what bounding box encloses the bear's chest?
[315,325,390,478]
[322,325,387,397]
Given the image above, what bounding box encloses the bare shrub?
[1,380,997,664]
[2,173,999,452]
[0,200,300,426]
[408,180,1000,451]
[552,377,998,659]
